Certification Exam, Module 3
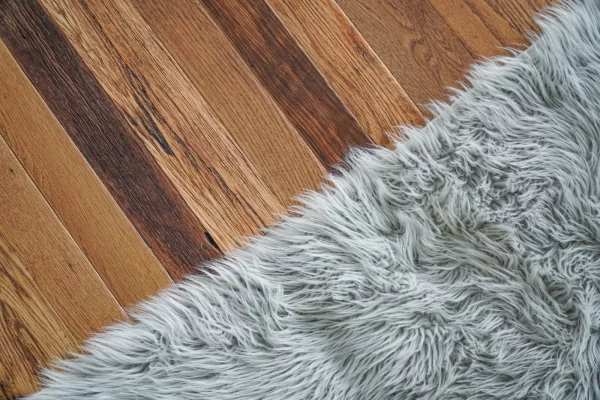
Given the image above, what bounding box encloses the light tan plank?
[41,0,285,251]
[134,0,326,205]
[0,40,172,307]
[0,135,126,341]
[0,236,78,398]
[269,0,423,145]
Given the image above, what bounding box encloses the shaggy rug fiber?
[28,1,600,399]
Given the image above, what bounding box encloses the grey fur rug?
[29,1,600,399]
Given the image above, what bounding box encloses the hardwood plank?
[482,0,554,36]
[427,0,519,56]
[133,0,326,205]
[427,0,554,57]
[201,0,373,165]
[336,0,476,110]
[269,0,423,146]
[39,0,285,251]
[0,236,78,398]
[0,135,125,341]
[0,0,220,279]
[0,41,172,307]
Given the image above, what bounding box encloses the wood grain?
[0,236,78,398]
[336,0,476,110]
[201,0,373,165]
[427,0,554,57]
[39,0,285,251]
[133,0,326,205]
[0,40,172,307]
[421,0,554,65]
[482,0,553,36]
[269,0,423,145]
[0,0,551,395]
[427,0,519,56]
[0,0,220,280]
[0,135,125,340]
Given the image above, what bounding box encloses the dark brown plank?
[42,0,285,251]
[201,0,373,166]
[337,0,476,110]
[133,0,326,205]
[0,40,172,307]
[0,0,220,280]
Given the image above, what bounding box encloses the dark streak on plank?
[76,0,178,158]
[0,0,220,280]
[201,0,373,166]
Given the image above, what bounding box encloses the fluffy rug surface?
[29,1,600,399]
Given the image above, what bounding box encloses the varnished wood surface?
[0,0,220,280]
[0,237,78,399]
[0,0,553,397]
[0,135,126,340]
[134,0,326,204]
[42,0,285,251]
[0,41,172,307]
[202,0,374,165]
[268,0,424,145]
[337,0,476,110]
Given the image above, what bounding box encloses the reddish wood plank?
[201,0,373,165]
[269,0,423,145]
[0,40,172,306]
[0,0,220,280]
[133,0,326,205]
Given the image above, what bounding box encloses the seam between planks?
[0,133,129,321]
[198,0,374,165]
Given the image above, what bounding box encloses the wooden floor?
[0,0,552,397]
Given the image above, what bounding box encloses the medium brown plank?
[414,0,554,70]
[39,0,285,251]
[269,0,423,145]
[482,0,554,37]
[336,0,475,109]
[427,0,518,56]
[0,41,172,307]
[427,0,553,57]
[0,135,126,341]
[201,0,373,165]
[0,0,220,279]
[0,236,78,398]
[133,0,326,205]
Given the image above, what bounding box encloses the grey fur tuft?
[26,1,600,399]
